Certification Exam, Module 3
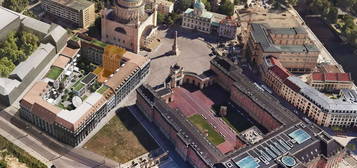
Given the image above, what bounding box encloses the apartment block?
[42,0,95,28]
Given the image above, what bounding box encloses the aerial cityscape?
[0,0,357,168]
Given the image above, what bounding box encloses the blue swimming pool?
[236,156,260,168]
[288,129,311,144]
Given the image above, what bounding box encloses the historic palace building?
[181,0,239,39]
[101,0,158,53]
[248,23,320,73]
[136,56,345,168]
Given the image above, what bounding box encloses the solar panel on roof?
[273,142,286,153]
[269,144,281,156]
[278,139,291,150]
[259,150,271,162]
[264,147,276,158]
[82,73,97,84]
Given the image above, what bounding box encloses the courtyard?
[168,84,256,153]
[83,108,159,163]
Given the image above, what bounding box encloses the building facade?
[0,7,68,106]
[307,72,353,92]
[261,56,357,127]
[248,23,319,73]
[19,45,150,146]
[101,0,158,53]
[218,17,239,39]
[156,0,173,14]
[181,0,238,38]
[41,0,96,28]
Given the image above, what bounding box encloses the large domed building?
[101,0,157,53]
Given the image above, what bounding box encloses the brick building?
[136,56,345,168]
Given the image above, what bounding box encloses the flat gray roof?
[287,76,357,113]
[0,7,20,31]
[50,0,94,11]
[10,43,55,81]
[250,23,319,53]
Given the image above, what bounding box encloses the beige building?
[101,0,157,53]
[182,0,239,39]
[262,56,357,128]
[218,16,239,39]
[307,72,353,92]
[156,0,174,14]
[41,0,95,28]
[248,23,319,73]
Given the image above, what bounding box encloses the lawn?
[84,108,158,163]
[188,114,225,146]
[72,76,86,91]
[96,85,109,94]
[46,66,63,80]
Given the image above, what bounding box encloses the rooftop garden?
[97,85,109,94]
[0,31,40,77]
[46,66,63,80]
[72,76,86,92]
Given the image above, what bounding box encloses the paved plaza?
[142,26,218,87]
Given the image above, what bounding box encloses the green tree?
[219,0,234,16]
[176,0,192,12]
[336,0,356,10]
[287,0,299,6]
[234,0,240,5]
[326,6,338,24]
[0,160,7,168]
[0,57,16,77]
[2,0,29,12]
[18,31,40,55]
[157,13,166,25]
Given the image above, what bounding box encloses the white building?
[182,0,238,39]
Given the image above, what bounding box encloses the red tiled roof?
[284,79,300,92]
[312,72,352,82]
[271,66,290,80]
[269,57,291,80]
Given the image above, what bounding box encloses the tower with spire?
[171,31,180,56]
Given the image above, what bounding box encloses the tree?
[176,0,192,12]
[157,13,166,25]
[2,0,29,12]
[18,31,40,55]
[336,0,356,11]
[234,0,240,5]
[326,6,338,24]
[287,0,299,6]
[219,0,234,16]
[0,57,16,77]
